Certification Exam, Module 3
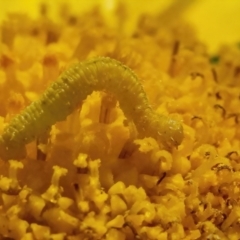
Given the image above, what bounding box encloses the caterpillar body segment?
[0,57,183,160]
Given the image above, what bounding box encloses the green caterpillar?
[0,57,183,160]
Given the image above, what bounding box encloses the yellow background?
[0,0,240,52]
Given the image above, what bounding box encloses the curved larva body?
[0,57,183,160]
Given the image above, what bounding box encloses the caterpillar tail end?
[0,137,26,161]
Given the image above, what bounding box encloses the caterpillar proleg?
[0,57,183,160]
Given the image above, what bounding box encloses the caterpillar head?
[154,115,184,148]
